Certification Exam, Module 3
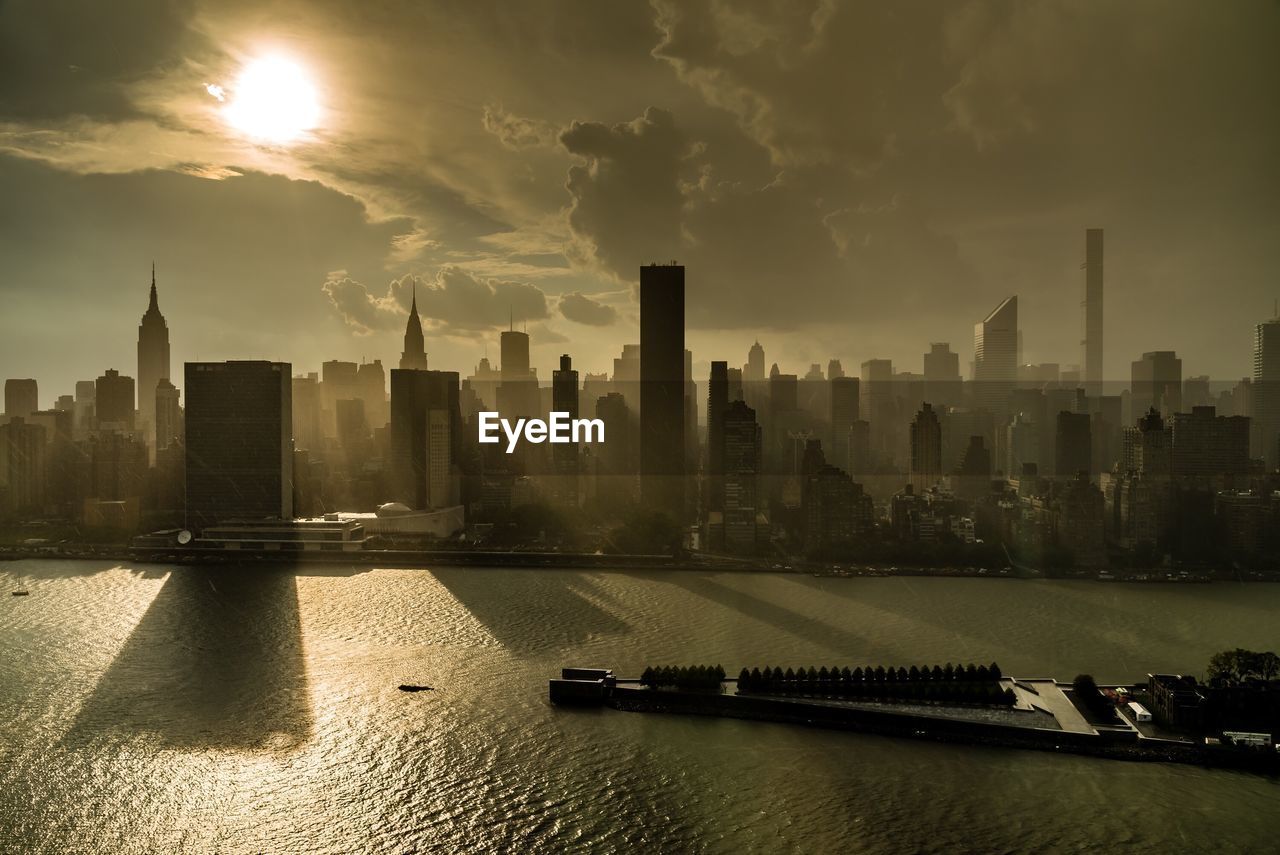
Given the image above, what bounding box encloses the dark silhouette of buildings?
[95,369,136,430]
[1082,229,1104,397]
[721,399,761,554]
[594,391,634,508]
[829,375,859,472]
[0,417,46,515]
[1252,312,1280,468]
[497,325,538,421]
[639,263,685,515]
[1055,410,1093,478]
[1132,351,1183,418]
[184,361,293,531]
[706,361,728,513]
[4,378,38,420]
[909,403,942,492]
[389,368,460,510]
[923,343,962,409]
[137,263,171,453]
[155,378,181,452]
[551,354,580,505]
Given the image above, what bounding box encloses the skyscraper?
[184,361,293,530]
[95,369,136,429]
[1055,411,1092,478]
[400,284,428,370]
[829,376,859,474]
[639,263,685,515]
[4,379,38,420]
[707,361,728,512]
[722,399,761,554]
[1082,229,1104,397]
[1131,351,1182,419]
[923,343,961,409]
[1252,313,1280,469]
[137,263,171,450]
[974,296,1018,417]
[909,403,942,492]
[497,326,537,420]
[390,368,459,510]
[551,354,580,505]
[154,378,181,451]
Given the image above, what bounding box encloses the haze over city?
[3,1,1278,397]
[4,4,1280,853]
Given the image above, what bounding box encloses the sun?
[221,55,321,143]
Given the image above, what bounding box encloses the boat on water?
[398,684,433,693]
[12,591,30,596]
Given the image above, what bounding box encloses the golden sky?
[1,0,1278,397]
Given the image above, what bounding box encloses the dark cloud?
[321,266,549,335]
[558,291,619,326]
[2,0,1277,383]
[0,0,205,121]
[561,107,691,276]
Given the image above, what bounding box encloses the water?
[1,560,1277,853]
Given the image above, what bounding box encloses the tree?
[989,662,1002,681]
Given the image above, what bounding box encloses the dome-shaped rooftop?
[376,502,414,517]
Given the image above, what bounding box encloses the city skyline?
[2,3,1279,395]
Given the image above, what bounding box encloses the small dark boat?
[12,591,30,597]
[398,684,433,693]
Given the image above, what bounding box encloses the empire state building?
[137,263,171,451]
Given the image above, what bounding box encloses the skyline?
[3,2,1279,394]
[4,256,1277,415]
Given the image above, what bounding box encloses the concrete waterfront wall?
[604,687,1219,763]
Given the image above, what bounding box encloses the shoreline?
[553,675,1280,773]
[0,545,1275,582]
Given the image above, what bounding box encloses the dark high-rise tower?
[909,402,942,492]
[1082,229,1104,398]
[497,324,537,421]
[1252,313,1280,469]
[4,379,38,420]
[1131,351,1182,418]
[640,263,685,515]
[184,361,293,530]
[390,368,459,510]
[95,369,136,429]
[707,361,728,512]
[400,283,429,370]
[137,263,170,449]
[551,354,581,505]
[722,399,761,554]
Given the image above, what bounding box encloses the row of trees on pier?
[639,664,727,690]
[736,663,1015,706]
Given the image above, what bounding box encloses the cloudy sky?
[2,0,1277,401]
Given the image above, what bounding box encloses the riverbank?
[551,671,1280,773]
[2,544,1275,582]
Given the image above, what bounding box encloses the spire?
[148,262,158,311]
[400,278,427,370]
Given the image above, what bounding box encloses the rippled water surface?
[1,561,1277,853]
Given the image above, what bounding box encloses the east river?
[1,560,1277,853]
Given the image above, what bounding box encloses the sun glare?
[222,55,320,143]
